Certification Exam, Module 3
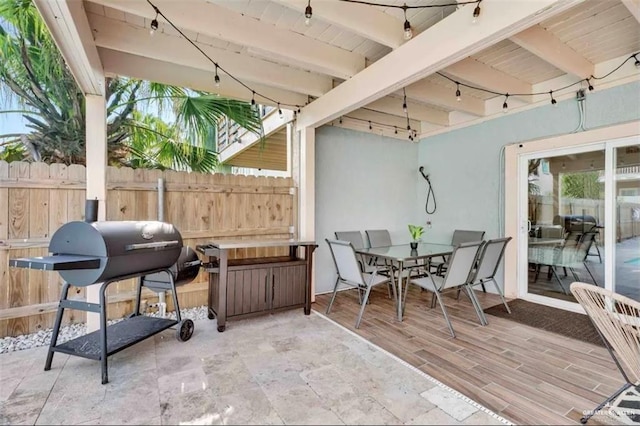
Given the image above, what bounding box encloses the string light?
[549,90,557,106]
[455,82,461,101]
[502,93,509,112]
[147,1,638,134]
[472,0,481,24]
[368,121,373,130]
[278,103,283,118]
[305,0,313,25]
[402,90,408,113]
[402,5,412,41]
[149,9,159,35]
[214,64,220,87]
[394,126,398,134]
[437,52,638,114]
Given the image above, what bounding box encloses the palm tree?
[0,0,262,172]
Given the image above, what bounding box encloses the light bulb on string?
[402,100,408,113]
[251,91,256,107]
[368,121,372,130]
[394,126,398,134]
[304,0,312,26]
[502,93,509,113]
[455,83,461,101]
[634,55,640,68]
[278,103,283,119]
[472,0,481,24]
[214,65,220,87]
[549,90,557,106]
[150,12,159,35]
[403,5,412,40]
[587,77,594,92]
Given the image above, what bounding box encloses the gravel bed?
[0,306,209,355]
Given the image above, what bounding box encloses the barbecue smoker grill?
[10,220,201,384]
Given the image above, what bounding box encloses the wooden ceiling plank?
[90,0,365,79]
[404,80,486,116]
[445,57,533,101]
[366,96,450,126]
[99,48,307,106]
[274,0,404,48]
[510,24,595,79]
[89,13,332,97]
[297,0,581,129]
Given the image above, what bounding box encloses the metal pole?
[157,177,167,316]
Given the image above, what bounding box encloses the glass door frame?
[516,135,638,312]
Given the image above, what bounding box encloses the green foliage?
[408,224,424,241]
[0,0,263,172]
[561,171,602,199]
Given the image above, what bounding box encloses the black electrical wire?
[339,0,479,9]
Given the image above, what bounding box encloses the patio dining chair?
[407,241,486,338]
[463,236,512,315]
[529,231,599,294]
[431,229,486,277]
[570,282,640,425]
[325,239,396,329]
[335,231,393,300]
[365,228,422,280]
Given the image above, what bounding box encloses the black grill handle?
[125,240,180,251]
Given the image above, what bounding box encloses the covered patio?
[2,0,640,424]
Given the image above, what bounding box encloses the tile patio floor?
[0,310,508,425]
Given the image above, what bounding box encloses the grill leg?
[100,282,109,385]
[169,273,182,322]
[45,282,71,371]
[133,276,143,316]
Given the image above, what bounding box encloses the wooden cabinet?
[198,241,316,332]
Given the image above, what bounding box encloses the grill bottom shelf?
[52,316,178,360]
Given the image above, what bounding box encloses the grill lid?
[49,221,182,258]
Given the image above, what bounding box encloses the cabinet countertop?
[197,239,316,251]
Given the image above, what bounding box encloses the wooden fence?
[0,161,296,338]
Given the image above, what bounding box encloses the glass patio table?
[356,242,454,321]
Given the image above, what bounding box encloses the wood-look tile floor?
[315,286,624,426]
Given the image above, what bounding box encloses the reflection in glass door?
[521,139,640,305]
[613,144,640,300]
[525,150,605,303]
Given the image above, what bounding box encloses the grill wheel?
[176,319,194,342]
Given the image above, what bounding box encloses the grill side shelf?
[9,255,102,271]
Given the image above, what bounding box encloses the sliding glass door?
[519,137,640,307]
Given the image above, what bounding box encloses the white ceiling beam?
[90,0,365,79]
[366,96,450,126]
[444,57,533,101]
[510,24,595,79]
[297,0,581,129]
[88,13,331,97]
[99,48,308,107]
[621,0,640,24]
[273,0,405,48]
[404,80,485,116]
[33,0,104,95]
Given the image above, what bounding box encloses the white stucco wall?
[314,126,420,294]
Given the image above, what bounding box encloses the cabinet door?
[226,267,270,317]
[271,264,307,310]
